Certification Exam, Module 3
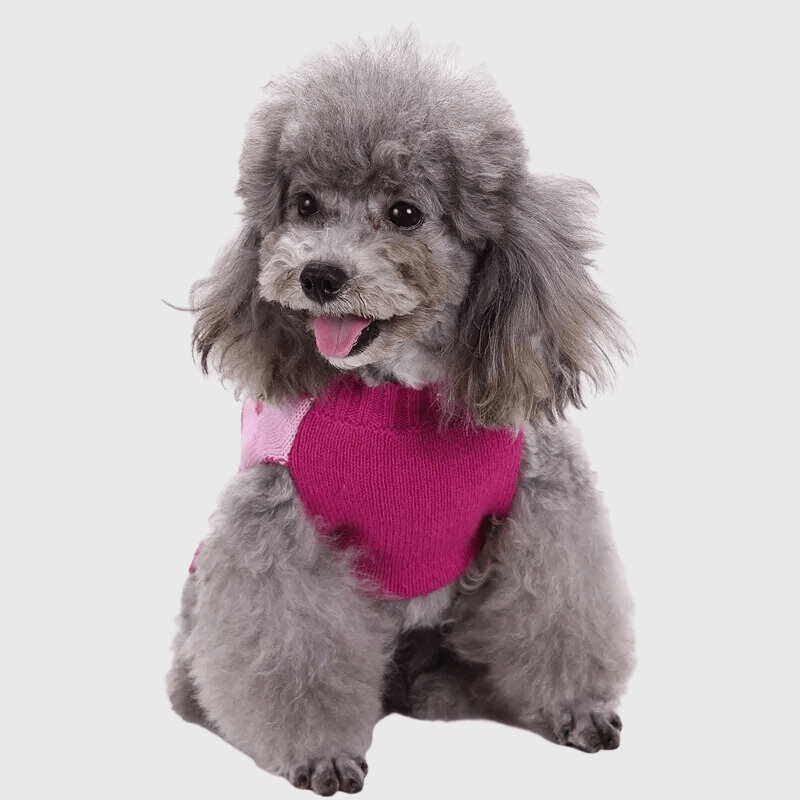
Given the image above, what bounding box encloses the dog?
[168,32,635,796]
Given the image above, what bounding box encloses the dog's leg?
[177,464,391,794]
[445,426,636,752]
[167,574,215,728]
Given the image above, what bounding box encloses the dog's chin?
[325,336,446,389]
[300,309,448,387]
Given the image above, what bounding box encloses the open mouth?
[313,316,381,359]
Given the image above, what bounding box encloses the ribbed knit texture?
[241,377,524,598]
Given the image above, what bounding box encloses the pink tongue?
[313,316,371,358]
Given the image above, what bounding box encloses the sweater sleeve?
[239,396,314,471]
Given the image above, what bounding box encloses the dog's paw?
[290,755,368,795]
[554,708,622,753]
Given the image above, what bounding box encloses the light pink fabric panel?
[239,396,314,470]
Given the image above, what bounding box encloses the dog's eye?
[388,201,423,229]
[297,193,319,218]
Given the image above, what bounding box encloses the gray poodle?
[168,33,635,796]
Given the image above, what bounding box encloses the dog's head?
[192,34,628,428]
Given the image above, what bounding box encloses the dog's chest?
[241,378,523,598]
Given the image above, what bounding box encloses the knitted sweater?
[238,377,524,598]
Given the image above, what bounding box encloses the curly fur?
[171,31,635,795]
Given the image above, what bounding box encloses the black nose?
[299,263,348,304]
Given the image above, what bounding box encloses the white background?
[2,1,797,797]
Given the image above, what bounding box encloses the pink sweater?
[238,377,523,598]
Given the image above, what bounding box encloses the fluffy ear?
[450,175,630,429]
[236,89,293,225]
[190,90,337,401]
[190,225,336,401]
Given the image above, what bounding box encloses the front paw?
[290,755,368,795]
[555,708,622,753]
